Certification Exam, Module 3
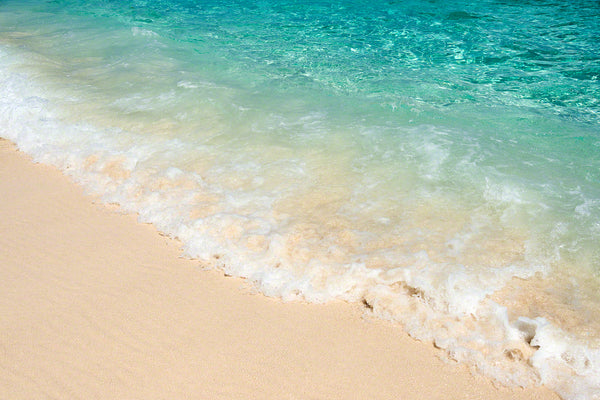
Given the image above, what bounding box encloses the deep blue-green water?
[1,1,599,398]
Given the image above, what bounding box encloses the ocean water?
[1,0,599,398]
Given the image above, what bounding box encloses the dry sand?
[0,138,559,399]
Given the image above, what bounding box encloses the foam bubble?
[131,27,159,37]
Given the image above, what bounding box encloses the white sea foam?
[1,46,599,400]
[131,27,159,37]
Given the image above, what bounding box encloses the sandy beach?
[0,137,560,399]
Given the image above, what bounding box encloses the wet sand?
[0,138,560,399]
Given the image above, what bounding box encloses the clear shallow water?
[1,0,599,398]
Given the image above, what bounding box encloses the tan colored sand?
[0,138,559,400]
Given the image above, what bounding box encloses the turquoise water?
[1,1,599,398]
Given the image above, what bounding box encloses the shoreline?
[0,137,559,399]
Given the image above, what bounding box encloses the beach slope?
[0,138,559,399]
